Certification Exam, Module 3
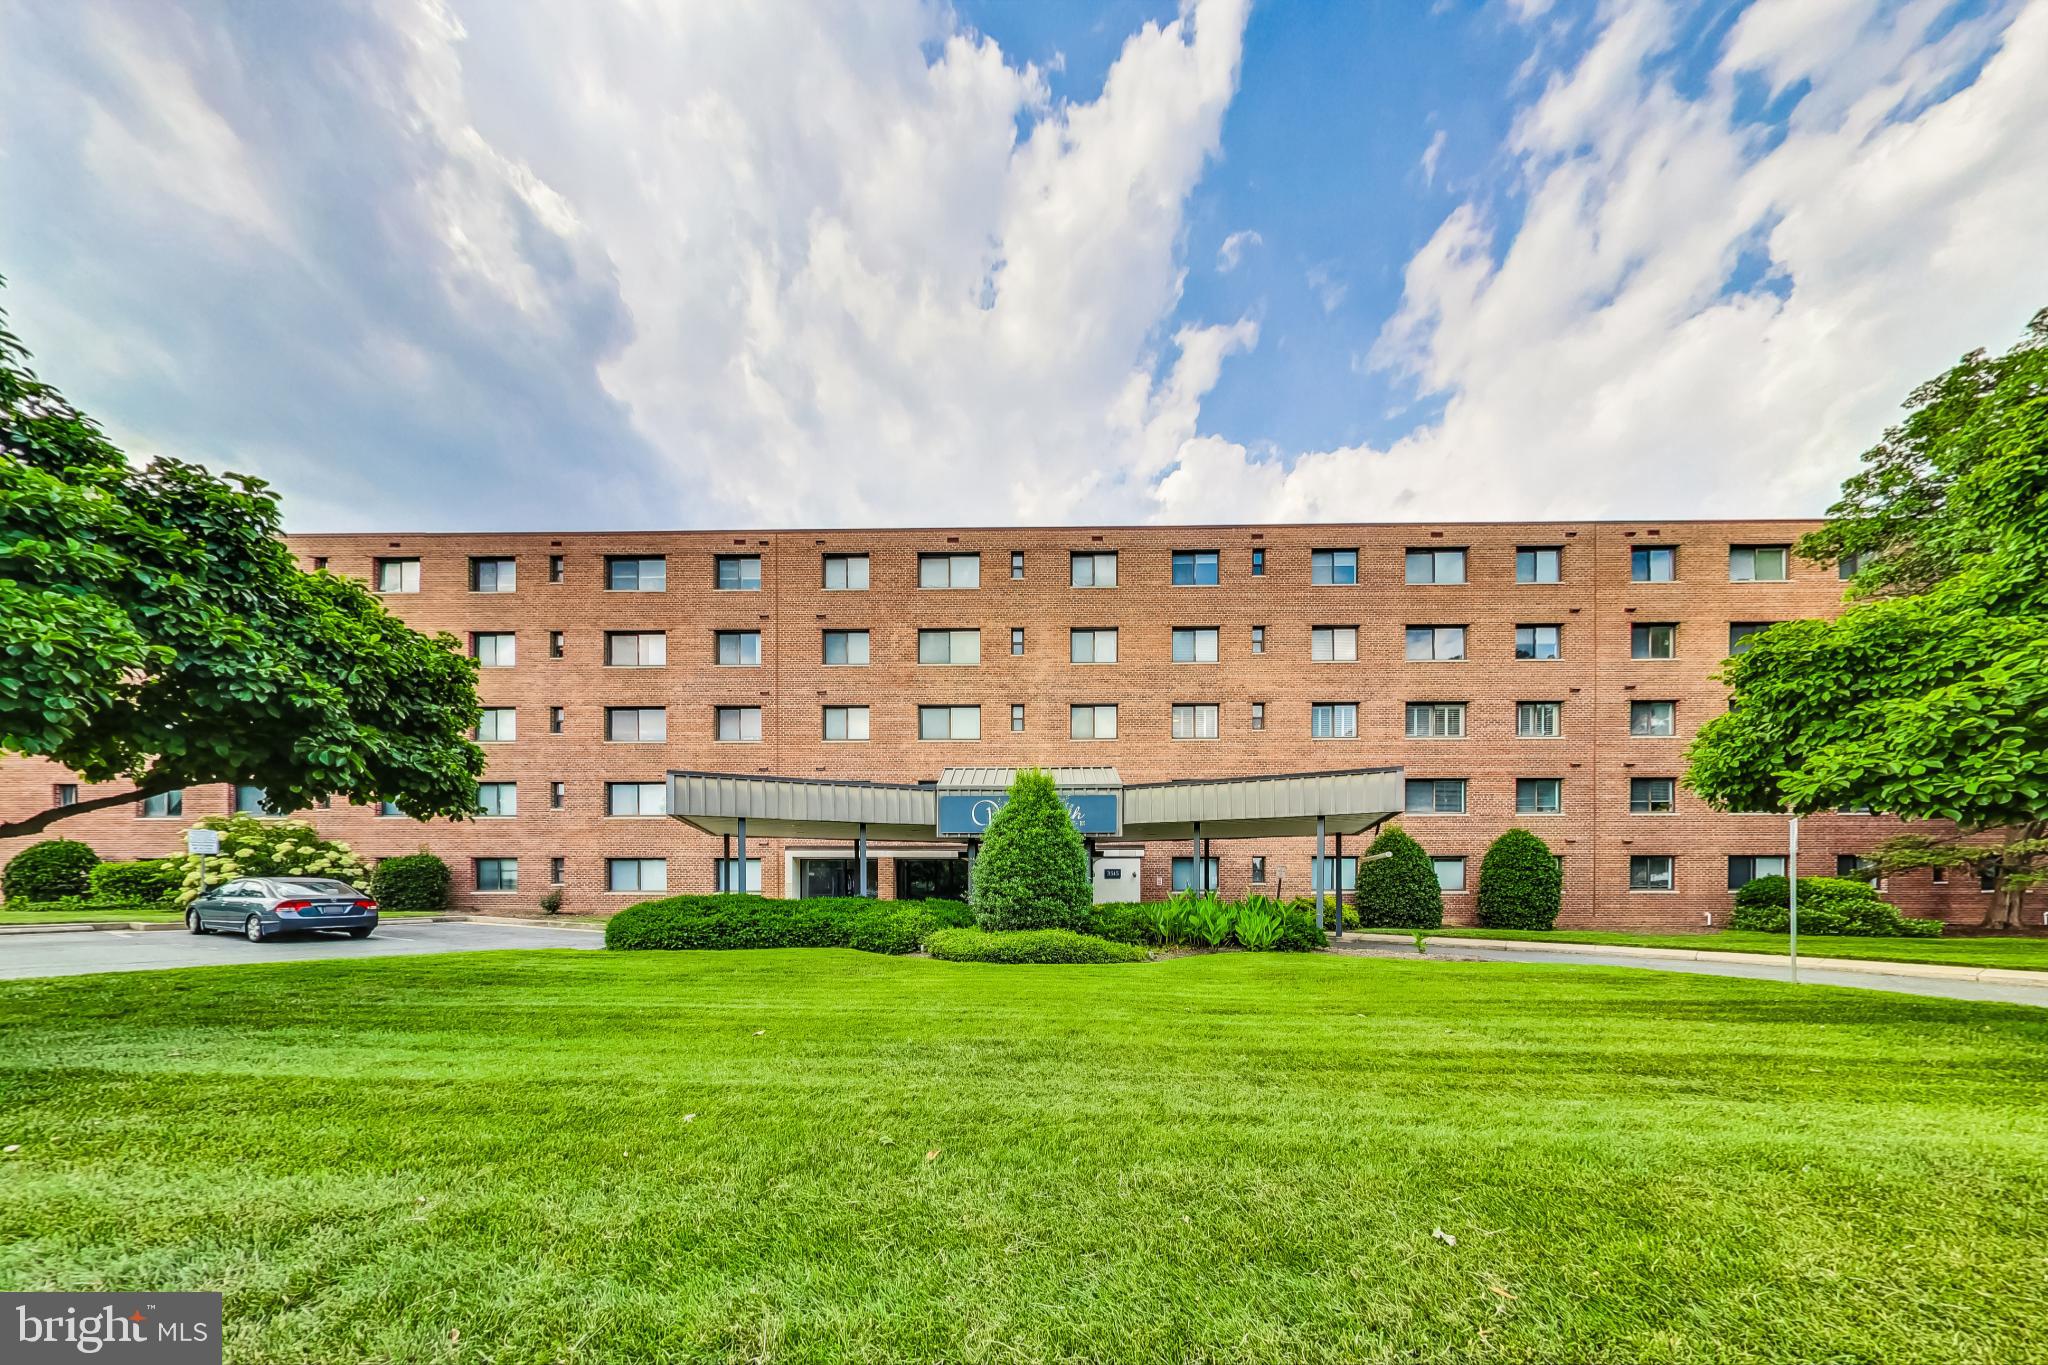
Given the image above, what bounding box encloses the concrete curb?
[1342,932,2045,984]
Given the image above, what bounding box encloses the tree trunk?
[0,781,176,841]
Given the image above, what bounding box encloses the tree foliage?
[970,770,1093,932]
[0,286,486,837]
[1476,828,1563,930]
[1688,310,2048,927]
[1352,826,1443,929]
[169,815,368,906]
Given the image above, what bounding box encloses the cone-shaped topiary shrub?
[971,769,1093,932]
[4,839,99,901]
[1352,826,1443,929]
[1476,828,1563,930]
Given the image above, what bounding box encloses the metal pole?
[856,822,868,898]
[1315,815,1327,933]
[1192,823,1203,894]
[1788,816,1800,984]
[735,817,747,894]
[1334,831,1344,935]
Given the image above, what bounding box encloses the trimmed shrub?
[1087,902,1151,945]
[371,852,451,911]
[970,770,1092,932]
[925,928,1148,964]
[86,858,184,907]
[1476,828,1563,931]
[1352,827,1444,929]
[843,900,975,954]
[605,895,972,953]
[1733,874,1791,911]
[169,816,367,904]
[4,839,98,902]
[1730,876,1942,937]
[1275,901,1329,952]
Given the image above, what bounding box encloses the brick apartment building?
[0,521,1980,929]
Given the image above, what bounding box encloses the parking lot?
[0,918,603,979]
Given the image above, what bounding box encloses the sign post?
[1787,816,1800,985]
[185,828,221,896]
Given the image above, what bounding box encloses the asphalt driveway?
[0,918,602,980]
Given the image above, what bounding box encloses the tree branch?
[0,778,182,842]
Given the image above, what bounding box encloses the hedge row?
[87,858,185,907]
[925,928,1148,964]
[1731,875,1942,937]
[605,895,972,953]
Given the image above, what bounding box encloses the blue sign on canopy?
[936,791,1120,837]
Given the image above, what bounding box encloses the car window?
[273,880,358,896]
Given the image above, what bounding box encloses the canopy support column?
[735,817,747,894]
[1334,831,1344,935]
[1192,823,1204,894]
[1315,814,1328,932]
[856,823,869,897]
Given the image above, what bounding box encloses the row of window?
[370,543,1828,597]
[464,621,1777,669]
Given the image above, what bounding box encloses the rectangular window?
[822,630,870,666]
[475,858,518,893]
[1170,703,1220,740]
[1310,703,1358,739]
[54,783,78,807]
[1172,857,1221,893]
[1010,704,1025,733]
[1011,628,1025,656]
[1838,551,1866,581]
[714,858,763,894]
[918,629,981,665]
[1727,855,1787,890]
[1515,625,1561,660]
[1313,857,1359,893]
[1728,621,1773,655]
[1070,628,1118,664]
[471,633,516,668]
[605,556,667,592]
[1629,777,1677,813]
[1250,701,1265,731]
[1629,700,1677,736]
[714,555,762,591]
[548,630,564,659]
[140,790,185,819]
[549,706,565,734]
[715,707,762,742]
[1171,550,1219,585]
[822,705,870,741]
[1631,546,1676,582]
[605,632,666,667]
[1432,857,1467,892]
[1405,702,1465,738]
[234,784,268,815]
[375,557,420,593]
[1314,548,1361,585]
[1931,865,1948,885]
[1403,548,1465,585]
[1250,625,1265,654]
[477,782,517,818]
[1405,778,1468,814]
[1629,855,1674,891]
[1010,551,1025,580]
[1516,547,1561,583]
[549,856,565,883]
[1250,548,1265,577]
[549,782,564,810]
[1631,623,1677,659]
[1070,552,1117,587]
[1172,627,1220,663]
[1836,854,1878,880]
[605,782,666,817]
[1250,855,1266,883]
[1515,778,1562,815]
[607,858,667,893]
[1517,701,1561,738]
[715,631,761,666]
[547,555,564,584]
[822,554,870,590]
[918,705,981,740]
[1070,704,1117,740]
[1730,545,1790,582]
[376,800,404,818]
[919,553,981,589]
[470,557,516,592]
[1311,626,1359,662]
[1404,625,1466,661]
[476,707,517,743]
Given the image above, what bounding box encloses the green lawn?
[1384,926,2048,972]
[3,951,2044,1363]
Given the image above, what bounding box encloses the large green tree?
[970,770,1093,933]
[0,289,485,839]
[1687,310,2048,927]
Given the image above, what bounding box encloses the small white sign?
[185,829,221,856]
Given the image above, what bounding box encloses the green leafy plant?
[1476,828,1563,931]
[1729,876,1942,937]
[539,888,564,916]
[86,858,184,907]
[2,839,98,901]
[168,815,367,905]
[1086,902,1150,945]
[970,770,1093,932]
[1188,894,1235,947]
[924,928,1148,964]
[371,852,451,911]
[1233,895,1284,951]
[1352,827,1444,929]
[1412,928,1429,956]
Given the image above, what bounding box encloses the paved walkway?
[1328,934,2048,1007]
[0,918,602,980]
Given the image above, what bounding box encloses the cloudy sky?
[1,0,2042,531]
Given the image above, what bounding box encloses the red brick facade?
[0,521,1980,928]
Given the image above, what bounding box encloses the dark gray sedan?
[185,877,380,942]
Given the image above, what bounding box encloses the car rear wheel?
[186,908,207,935]
[243,914,266,943]
[346,927,373,940]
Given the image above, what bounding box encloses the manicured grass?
[3,951,2045,1363]
[1386,925,2048,972]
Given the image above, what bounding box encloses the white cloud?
[1305,263,1349,314]
[1216,229,1263,272]
[1154,0,2048,524]
[1419,129,1447,185]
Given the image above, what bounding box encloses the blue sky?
[0,0,2041,530]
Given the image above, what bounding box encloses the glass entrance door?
[894,858,969,902]
[798,858,879,899]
